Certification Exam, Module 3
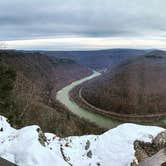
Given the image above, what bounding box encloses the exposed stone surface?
[85,140,90,150]
[139,148,166,166]
[153,131,166,150]
[87,150,92,158]
[132,130,166,166]
[0,157,16,166]
[37,128,47,146]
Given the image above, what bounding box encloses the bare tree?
[0,42,7,50]
[13,72,39,119]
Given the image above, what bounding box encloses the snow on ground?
[0,116,68,166]
[0,115,165,166]
[58,124,165,166]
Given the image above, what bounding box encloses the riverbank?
[71,86,166,124]
[56,71,122,129]
[69,74,166,128]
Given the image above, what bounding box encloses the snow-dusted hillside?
[0,116,164,166]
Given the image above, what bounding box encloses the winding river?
[56,71,121,129]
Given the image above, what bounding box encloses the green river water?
[56,71,121,129]
[56,71,166,129]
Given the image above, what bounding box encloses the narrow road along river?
[56,71,121,129]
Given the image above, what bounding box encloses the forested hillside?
[81,51,166,116]
[0,50,104,137]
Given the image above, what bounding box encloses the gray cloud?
[0,0,166,42]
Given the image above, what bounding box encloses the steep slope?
[0,115,165,166]
[80,51,166,118]
[0,50,91,97]
[0,50,104,137]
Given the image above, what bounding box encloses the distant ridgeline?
[37,49,147,70]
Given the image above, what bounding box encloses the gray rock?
[139,148,166,166]
[0,157,16,166]
[36,128,47,147]
[153,130,166,150]
[87,150,92,158]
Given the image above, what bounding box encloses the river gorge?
[56,71,122,129]
[56,71,166,129]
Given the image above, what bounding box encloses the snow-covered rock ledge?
[0,115,165,166]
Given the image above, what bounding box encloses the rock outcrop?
[132,130,166,166]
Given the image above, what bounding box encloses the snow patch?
[0,116,164,166]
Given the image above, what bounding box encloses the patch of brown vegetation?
[81,54,166,116]
[0,50,104,137]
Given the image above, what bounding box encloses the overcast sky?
[1,0,166,50]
